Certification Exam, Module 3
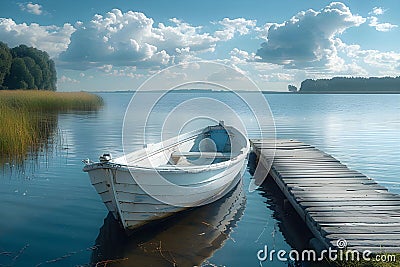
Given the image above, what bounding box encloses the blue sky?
[0,0,399,91]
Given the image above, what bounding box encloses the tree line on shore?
[0,41,57,91]
[291,76,400,93]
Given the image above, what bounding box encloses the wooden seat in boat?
[171,151,232,159]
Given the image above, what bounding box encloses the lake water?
[0,92,399,266]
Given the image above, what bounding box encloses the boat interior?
[118,124,247,168]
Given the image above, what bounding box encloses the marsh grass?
[0,90,103,162]
[0,90,104,111]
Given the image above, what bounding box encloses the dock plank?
[290,185,387,191]
[251,139,400,253]
[307,206,400,212]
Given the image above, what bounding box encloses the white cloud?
[59,9,219,70]
[214,18,257,41]
[364,50,400,69]
[59,75,80,83]
[255,22,277,40]
[229,48,259,64]
[97,65,140,78]
[335,38,400,75]
[259,73,294,82]
[0,18,75,57]
[206,66,248,82]
[98,64,113,73]
[368,16,398,32]
[19,2,43,15]
[253,3,400,78]
[366,7,397,32]
[370,7,385,16]
[157,18,218,53]
[256,2,366,69]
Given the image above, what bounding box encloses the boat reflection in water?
[91,178,246,266]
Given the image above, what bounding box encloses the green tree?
[299,76,400,93]
[288,84,298,92]
[48,60,57,91]
[22,57,39,89]
[11,44,57,90]
[0,42,12,88]
[0,43,57,90]
[4,58,34,89]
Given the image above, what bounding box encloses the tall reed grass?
[0,90,104,111]
[0,90,103,162]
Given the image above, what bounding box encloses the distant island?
[290,76,400,93]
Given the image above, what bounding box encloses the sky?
[0,0,399,91]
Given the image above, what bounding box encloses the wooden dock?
[251,139,400,253]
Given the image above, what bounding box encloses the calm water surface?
[0,92,399,266]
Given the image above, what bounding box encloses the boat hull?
[86,156,247,230]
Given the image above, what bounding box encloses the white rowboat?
[83,122,249,230]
